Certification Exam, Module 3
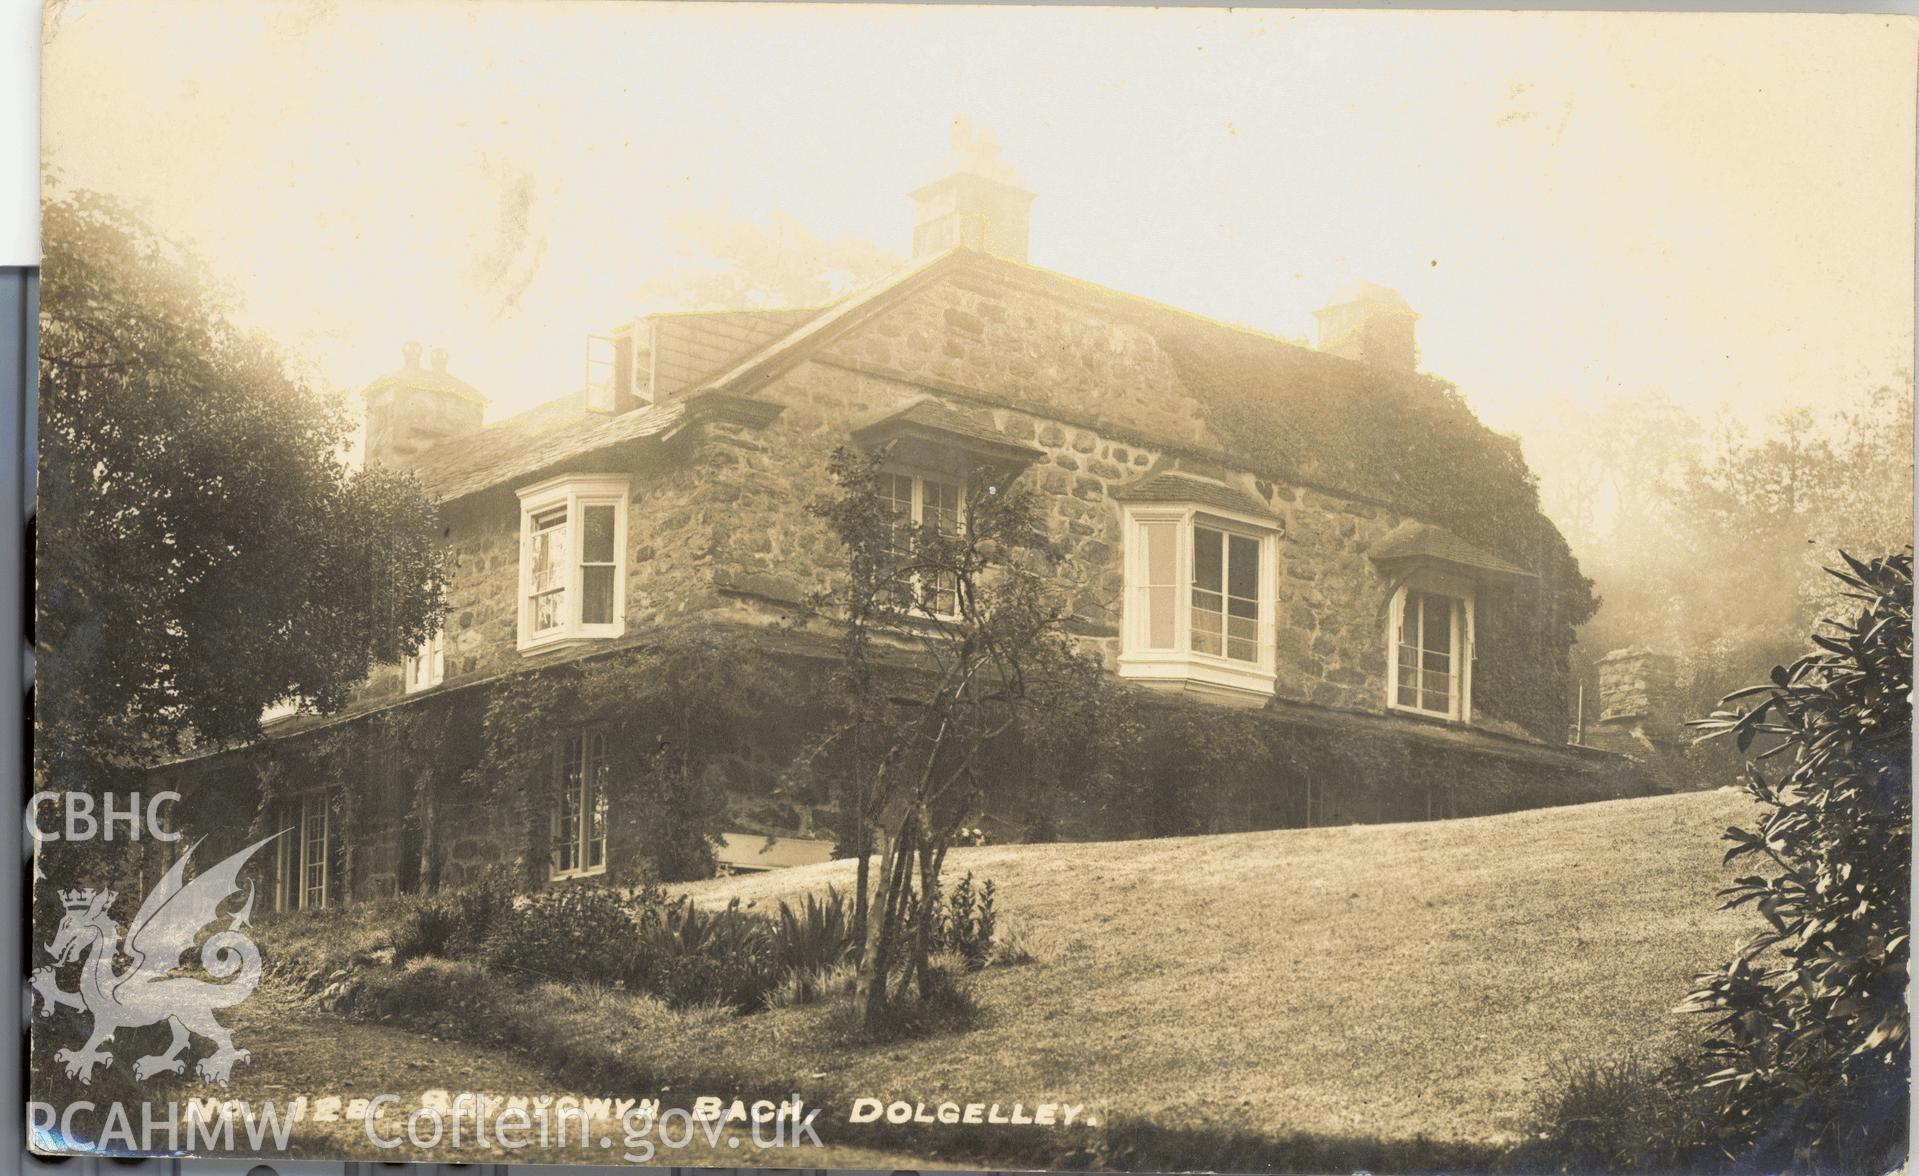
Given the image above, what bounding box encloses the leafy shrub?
[941,873,998,970]
[901,873,999,972]
[482,883,641,988]
[1679,551,1911,1170]
[391,871,517,965]
[771,887,856,974]
[632,896,777,1010]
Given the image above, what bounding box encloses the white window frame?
[549,730,609,881]
[877,466,965,622]
[1385,577,1475,723]
[273,791,336,912]
[515,475,630,653]
[584,320,652,411]
[1117,503,1279,702]
[402,627,445,693]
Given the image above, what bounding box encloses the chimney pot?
[430,347,448,373]
[402,341,423,369]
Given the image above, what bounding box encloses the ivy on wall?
[469,629,797,885]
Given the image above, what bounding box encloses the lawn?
[241,788,1762,1170]
[674,788,1761,1154]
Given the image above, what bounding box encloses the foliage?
[802,446,1100,1031]
[471,629,789,884]
[36,190,447,784]
[1554,382,1913,756]
[481,883,643,989]
[632,896,777,1011]
[771,887,858,974]
[902,872,998,972]
[1517,1053,1726,1173]
[1678,551,1910,1170]
[1158,328,1598,740]
[390,871,515,966]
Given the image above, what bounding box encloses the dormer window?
[584,321,651,412]
[1366,520,1532,726]
[1114,471,1282,703]
[402,627,445,693]
[516,475,630,653]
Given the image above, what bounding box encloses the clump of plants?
[481,883,649,989]
[386,878,895,1015]
[390,869,515,966]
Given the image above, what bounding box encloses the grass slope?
[686,789,1759,1151]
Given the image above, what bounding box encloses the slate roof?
[1366,520,1534,579]
[1109,469,1279,521]
[395,250,1559,586]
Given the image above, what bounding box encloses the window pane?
[587,734,608,870]
[1191,586,1224,657]
[1140,521,1178,650]
[581,566,615,625]
[1228,534,1259,601]
[878,474,914,603]
[1193,527,1223,593]
[532,590,565,633]
[530,511,568,595]
[555,734,583,873]
[922,478,959,534]
[1423,594,1453,655]
[1226,613,1258,663]
[582,504,616,564]
[1424,672,1453,715]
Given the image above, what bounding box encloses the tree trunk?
[851,822,895,1029]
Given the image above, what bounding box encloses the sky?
[41,3,1917,470]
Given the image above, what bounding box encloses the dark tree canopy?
[37,190,446,781]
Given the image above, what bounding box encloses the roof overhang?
[851,397,1046,479]
[1366,521,1534,582]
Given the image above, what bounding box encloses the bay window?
[515,475,629,652]
[1119,503,1278,701]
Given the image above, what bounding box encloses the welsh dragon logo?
[33,833,280,1086]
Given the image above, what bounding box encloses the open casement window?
[549,730,609,880]
[1387,581,1474,722]
[515,475,630,652]
[272,791,339,912]
[876,469,963,619]
[402,627,445,693]
[1118,504,1279,701]
[584,320,651,412]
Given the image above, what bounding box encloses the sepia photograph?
[28,3,1917,1171]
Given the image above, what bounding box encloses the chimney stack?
[909,116,1035,263]
[361,342,487,471]
[1313,281,1418,371]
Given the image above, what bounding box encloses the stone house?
[155,157,1642,910]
